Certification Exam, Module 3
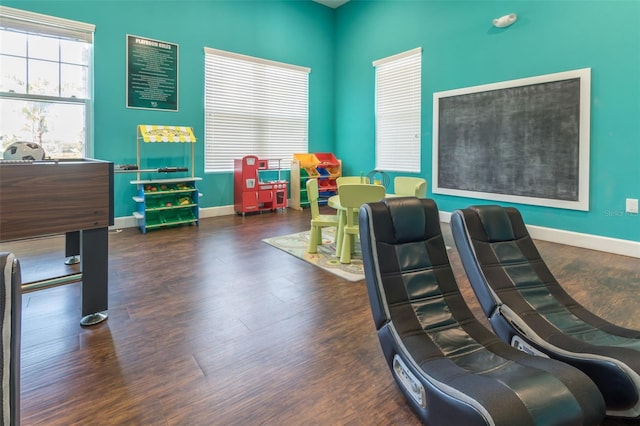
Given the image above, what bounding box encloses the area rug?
[262,228,365,282]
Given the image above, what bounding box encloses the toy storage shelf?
[290,152,341,211]
[131,177,202,233]
[130,124,201,233]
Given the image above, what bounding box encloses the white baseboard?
[525,225,640,259]
[112,205,236,231]
[199,205,236,218]
[111,216,137,230]
[439,211,640,259]
[114,207,639,258]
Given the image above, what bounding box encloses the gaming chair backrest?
[360,197,477,335]
[451,205,576,321]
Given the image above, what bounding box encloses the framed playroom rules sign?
[126,35,178,111]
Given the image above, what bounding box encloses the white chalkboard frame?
[432,68,591,211]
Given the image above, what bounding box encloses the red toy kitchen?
[234,155,288,215]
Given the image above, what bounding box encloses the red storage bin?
[314,152,339,167]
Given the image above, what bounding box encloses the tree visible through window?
[0,6,94,159]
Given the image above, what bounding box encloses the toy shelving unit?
[130,125,202,233]
[290,152,341,210]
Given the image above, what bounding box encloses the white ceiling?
[312,0,350,8]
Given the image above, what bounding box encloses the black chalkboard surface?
[433,69,590,211]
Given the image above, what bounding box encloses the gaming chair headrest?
[469,205,516,243]
[382,197,430,244]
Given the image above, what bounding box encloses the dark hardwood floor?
[2,207,638,425]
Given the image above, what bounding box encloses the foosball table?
[0,158,114,325]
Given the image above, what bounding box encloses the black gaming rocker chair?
[359,197,605,425]
[451,204,640,419]
[1,252,22,426]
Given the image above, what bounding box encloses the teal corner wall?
[5,0,336,218]
[4,0,639,243]
[334,0,640,242]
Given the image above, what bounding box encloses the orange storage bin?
[304,167,320,178]
[293,153,319,168]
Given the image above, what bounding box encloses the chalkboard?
[432,69,590,211]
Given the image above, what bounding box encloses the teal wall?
[6,0,336,217]
[7,1,640,243]
[334,0,640,242]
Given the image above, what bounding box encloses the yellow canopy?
[138,125,196,143]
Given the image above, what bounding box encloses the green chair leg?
[308,226,319,253]
[340,232,354,264]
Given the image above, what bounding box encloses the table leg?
[65,231,81,265]
[335,210,346,256]
[80,227,109,326]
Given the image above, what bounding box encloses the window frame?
[0,6,94,158]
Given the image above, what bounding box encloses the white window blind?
[204,47,310,172]
[373,47,422,172]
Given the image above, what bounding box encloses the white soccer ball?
[2,141,46,161]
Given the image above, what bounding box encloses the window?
[373,47,422,172]
[204,47,309,172]
[0,6,94,159]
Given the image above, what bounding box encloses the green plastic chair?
[336,176,368,186]
[306,179,339,253]
[394,176,427,197]
[335,176,370,249]
[338,183,385,263]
